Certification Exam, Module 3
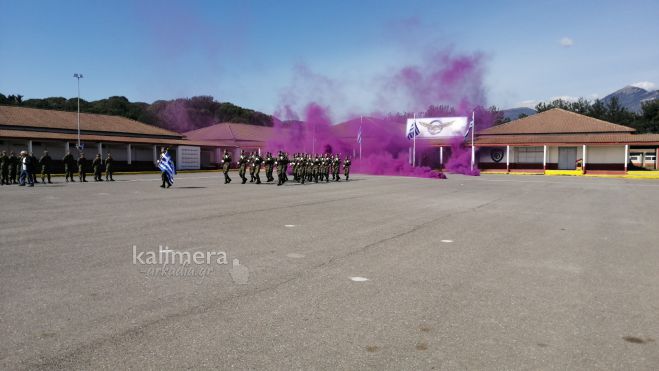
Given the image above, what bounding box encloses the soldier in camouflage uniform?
[307,154,314,183]
[276,151,286,186]
[238,150,248,184]
[315,154,323,183]
[343,155,352,181]
[92,154,103,181]
[63,151,75,182]
[221,150,232,184]
[105,153,114,181]
[0,151,8,185]
[324,154,331,182]
[318,154,326,182]
[248,152,256,183]
[9,151,18,184]
[39,150,53,184]
[333,153,341,181]
[253,152,263,184]
[265,152,275,182]
[78,153,88,182]
[283,152,290,182]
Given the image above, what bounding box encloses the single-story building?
[0,105,219,171]
[183,123,274,168]
[473,109,659,174]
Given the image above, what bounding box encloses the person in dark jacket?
[39,150,53,184]
[0,151,9,185]
[29,152,38,184]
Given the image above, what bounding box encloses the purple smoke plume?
[267,49,493,178]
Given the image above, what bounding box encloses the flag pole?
[359,116,363,161]
[413,113,417,167]
[470,111,475,171]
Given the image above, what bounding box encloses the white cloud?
[550,95,579,102]
[559,37,574,47]
[631,81,656,91]
[518,100,538,108]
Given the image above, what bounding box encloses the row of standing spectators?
[0,150,115,186]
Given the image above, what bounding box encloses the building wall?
[587,145,625,164]
[478,146,508,163]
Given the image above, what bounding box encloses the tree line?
[0,93,273,132]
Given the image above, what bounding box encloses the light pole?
[73,73,83,150]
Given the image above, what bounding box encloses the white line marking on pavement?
[284,224,296,228]
[441,239,453,243]
[349,277,369,282]
[286,253,305,259]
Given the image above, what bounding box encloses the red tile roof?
[184,122,274,142]
[479,108,635,135]
[0,105,181,138]
[0,129,215,146]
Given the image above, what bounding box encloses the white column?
[153,145,158,164]
[439,147,444,165]
[64,141,69,154]
[506,145,510,172]
[409,147,412,165]
[175,146,182,171]
[27,140,33,153]
[216,147,222,164]
[127,144,132,165]
[98,142,103,155]
[543,145,547,171]
[582,144,587,172]
[624,144,629,172]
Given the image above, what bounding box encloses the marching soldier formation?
[0,147,354,189]
[221,151,352,186]
[0,149,119,187]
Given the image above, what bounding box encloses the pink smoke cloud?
[267,48,491,178]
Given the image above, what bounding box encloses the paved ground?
[1,172,658,370]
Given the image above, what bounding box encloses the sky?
[1,0,658,120]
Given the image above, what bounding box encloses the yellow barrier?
[624,171,659,179]
[544,170,584,176]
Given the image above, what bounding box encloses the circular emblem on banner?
[491,149,504,163]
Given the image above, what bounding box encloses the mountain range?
[503,85,659,120]
[602,86,659,113]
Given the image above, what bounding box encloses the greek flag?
[407,120,420,140]
[158,151,176,184]
[357,125,362,144]
[464,116,474,140]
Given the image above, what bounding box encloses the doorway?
[558,147,577,170]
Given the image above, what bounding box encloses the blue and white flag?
[158,151,176,184]
[464,116,474,141]
[407,120,420,140]
[357,125,362,144]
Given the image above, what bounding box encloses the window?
[645,154,656,161]
[517,146,543,163]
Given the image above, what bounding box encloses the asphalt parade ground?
[1,172,658,370]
